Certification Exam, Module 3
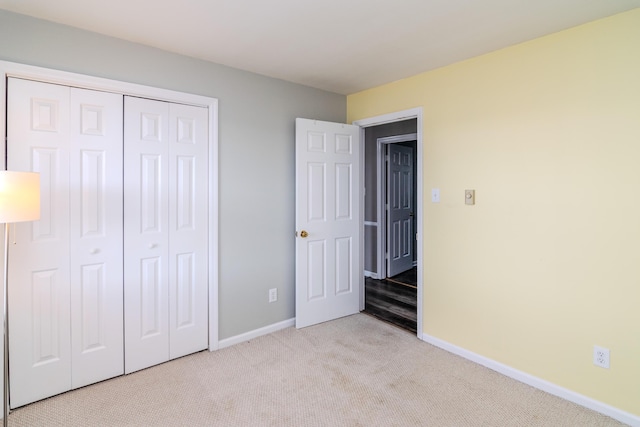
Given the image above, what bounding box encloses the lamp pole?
[3,223,9,427]
[0,171,41,427]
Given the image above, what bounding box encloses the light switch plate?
[431,188,440,203]
[465,189,475,205]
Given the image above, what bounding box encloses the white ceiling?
[1,0,639,94]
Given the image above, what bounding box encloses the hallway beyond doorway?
[363,267,417,333]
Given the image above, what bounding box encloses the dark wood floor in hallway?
[363,267,417,333]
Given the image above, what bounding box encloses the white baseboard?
[364,270,379,279]
[421,333,640,427]
[218,318,295,350]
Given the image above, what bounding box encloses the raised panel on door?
[168,103,208,358]
[69,87,124,388]
[123,96,170,374]
[6,78,72,408]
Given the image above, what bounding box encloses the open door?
[295,118,361,328]
[387,144,414,277]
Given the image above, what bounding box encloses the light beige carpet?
[7,314,628,426]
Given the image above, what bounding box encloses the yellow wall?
[348,9,640,416]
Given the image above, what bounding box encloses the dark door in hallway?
[387,144,414,277]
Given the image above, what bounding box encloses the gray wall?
[0,10,346,340]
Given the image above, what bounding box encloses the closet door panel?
[124,96,170,374]
[7,78,72,408]
[69,88,124,388]
[168,104,208,358]
[5,76,212,406]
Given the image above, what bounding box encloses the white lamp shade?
[0,171,41,223]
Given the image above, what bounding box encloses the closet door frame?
[0,60,220,403]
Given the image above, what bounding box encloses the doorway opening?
[359,118,419,333]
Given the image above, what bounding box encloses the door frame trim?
[0,60,220,351]
[376,133,418,280]
[353,108,424,338]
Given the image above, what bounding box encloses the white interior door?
[295,118,361,328]
[386,144,414,277]
[69,87,124,389]
[124,97,208,373]
[7,78,72,407]
[7,78,125,407]
[124,96,170,373]
[2,66,216,409]
[167,103,208,359]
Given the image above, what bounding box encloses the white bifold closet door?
[7,78,124,408]
[123,96,208,374]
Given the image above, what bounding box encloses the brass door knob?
[300,230,309,238]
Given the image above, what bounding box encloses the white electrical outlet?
[268,288,278,303]
[593,345,610,369]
